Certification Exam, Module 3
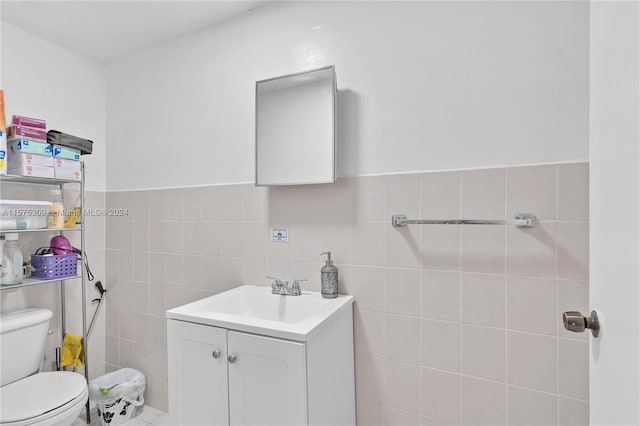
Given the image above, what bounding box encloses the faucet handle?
[267,276,285,290]
[291,279,308,292]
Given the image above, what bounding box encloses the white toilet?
[0,308,88,425]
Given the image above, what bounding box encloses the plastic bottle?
[320,251,338,298]
[1,233,23,285]
[47,189,64,229]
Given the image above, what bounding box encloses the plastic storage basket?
[30,253,77,279]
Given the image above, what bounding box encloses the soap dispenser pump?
[320,251,338,299]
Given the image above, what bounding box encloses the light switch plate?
[271,227,288,242]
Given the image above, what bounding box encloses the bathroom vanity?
[166,285,355,426]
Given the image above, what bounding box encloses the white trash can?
[89,368,145,425]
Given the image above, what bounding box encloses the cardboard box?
[53,158,81,181]
[0,199,52,229]
[7,125,47,142]
[54,167,81,181]
[12,115,46,130]
[53,144,80,161]
[8,152,54,168]
[7,164,55,179]
[9,139,53,156]
[54,157,81,171]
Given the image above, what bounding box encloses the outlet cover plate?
[271,227,288,242]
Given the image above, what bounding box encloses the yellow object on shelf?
[65,207,81,228]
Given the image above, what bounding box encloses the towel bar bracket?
[391,213,536,228]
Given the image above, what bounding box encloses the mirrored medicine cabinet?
[255,65,336,186]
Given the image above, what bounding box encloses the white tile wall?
[507,331,558,393]
[506,165,557,220]
[421,271,460,322]
[461,376,506,426]
[384,360,421,413]
[421,368,460,423]
[461,273,506,327]
[508,386,558,426]
[104,163,590,424]
[420,319,460,372]
[422,225,460,271]
[383,406,421,426]
[461,169,505,218]
[507,276,557,335]
[420,171,460,219]
[461,324,505,382]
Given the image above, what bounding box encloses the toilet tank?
[0,308,53,386]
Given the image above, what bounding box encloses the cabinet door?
[167,320,229,426]
[227,331,307,426]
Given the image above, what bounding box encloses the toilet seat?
[0,371,88,425]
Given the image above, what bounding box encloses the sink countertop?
[166,285,354,341]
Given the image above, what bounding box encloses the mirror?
[255,65,336,186]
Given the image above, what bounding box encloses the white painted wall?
[0,21,108,380]
[107,1,589,191]
[1,22,107,191]
[0,13,3,85]
[589,2,640,425]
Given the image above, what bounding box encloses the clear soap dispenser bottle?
[320,251,338,298]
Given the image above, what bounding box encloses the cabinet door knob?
[228,354,237,363]
[212,350,221,359]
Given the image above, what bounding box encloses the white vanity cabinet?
[166,286,355,426]
[168,321,308,425]
[167,321,229,425]
[227,331,307,425]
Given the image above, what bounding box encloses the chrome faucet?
[267,276,307,296]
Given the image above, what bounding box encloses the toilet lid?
[0,371,87,423]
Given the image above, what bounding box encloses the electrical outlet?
[271,227,288,242]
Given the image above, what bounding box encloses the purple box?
[7,125,47,142]
[12,115,46,130]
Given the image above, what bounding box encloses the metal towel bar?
[391,214,536,228]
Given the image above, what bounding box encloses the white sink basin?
[166,285,354,341]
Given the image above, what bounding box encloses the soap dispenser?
[320,251,338,298]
